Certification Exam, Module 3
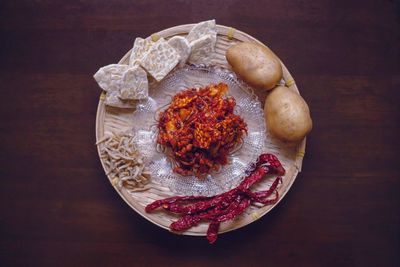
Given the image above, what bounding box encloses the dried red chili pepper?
[206,222,220,244]
[245,176,282,204]
[162,160,284,215]
[145,153,285,244]
[247,190,279,205]
[213,196,251,223]
[170,215,202,231]
[145,195,210,213]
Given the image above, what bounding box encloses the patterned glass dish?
[131,65,266,196]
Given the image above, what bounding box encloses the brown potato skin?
[264,86,312,142]
[226,42,282,90]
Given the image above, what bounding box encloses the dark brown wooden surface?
[1,1,399,266]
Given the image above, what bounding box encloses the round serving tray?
[95,24,306,236]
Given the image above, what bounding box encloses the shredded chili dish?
[157,83,248,176]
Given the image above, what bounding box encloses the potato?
[226,42,282,90]
[264,86,312,142]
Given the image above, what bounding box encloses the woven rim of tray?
[95,24,306,236]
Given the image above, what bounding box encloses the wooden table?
[1,1,399,266]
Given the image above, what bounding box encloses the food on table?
[140,38,180,82]
[145,153,285,244]
[93,64,149,108]
[226,42,283,90]
[97,132,150,191]
[94,64,129,93]
[157,83,247,176]
[188,34,217,65]
[186,19,217,43]
[167,36,191,67]
[94,19,220,108]
[119,66,148,100]
[129,37,154,66]
[94,38,176,108]
[187,19,217,65]
[264,85,312,142]
[94,19,309,242]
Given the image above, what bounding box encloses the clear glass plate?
[131,65,266,196]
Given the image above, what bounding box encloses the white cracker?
[105,90,122,107]
[119,66,148,100]
[140,39,180,82]
[93,64,128,92]
[188,34,216,65]
[167,36,191,67]
[104,90,130,108]
[94,64,148,107]
[104,89,138,108]
[129,38,154,66]
[186,19,217,43]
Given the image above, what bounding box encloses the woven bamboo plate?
[95,24,306,236]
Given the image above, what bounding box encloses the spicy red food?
[157,83,247,176]
[145,153,286,244]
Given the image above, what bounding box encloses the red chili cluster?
[157,83,247,176]
[145,153,285,244]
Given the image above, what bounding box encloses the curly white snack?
[120,66,148,100]
[140,39,180,82]
[186,19,217,43]
[188,34,216,65]
[97,132,150,191]
[167,36,191,67]
[93,64,129,92]
[129,37,154,66]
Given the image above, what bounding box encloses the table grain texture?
[1,0,399,266]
